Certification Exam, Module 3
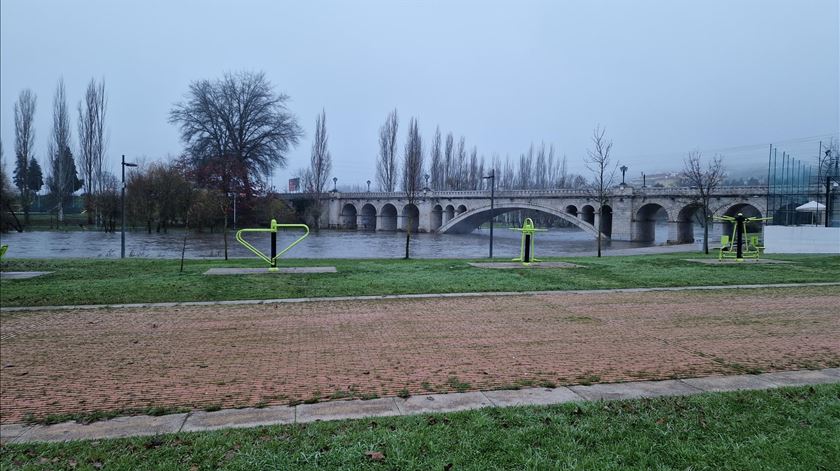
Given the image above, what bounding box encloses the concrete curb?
[2,282,838,313]
[3,368,837,444]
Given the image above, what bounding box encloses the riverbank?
[2,253,838,307]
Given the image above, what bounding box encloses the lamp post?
[424,173,430,190]
[332,177,338,192]
[120,154,138,259]
[228,192,238,230]
[367,180,371,192]
[620,165,628,185]
[482,169,496,258]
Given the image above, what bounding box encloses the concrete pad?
[756,370,840,387]
[570,380,702,401]
[682,374,776,392]
[203,267,337,275]
[468,262,583,269]
[296,398,400,423]
[21,413,187,443]
[0,271,52,280]
[397,392,493,415]
[483,387,583,407]
[182,406,294,432]
[683,258,793,265]
[0,424,32,444]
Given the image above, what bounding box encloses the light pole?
[333,177,338,192]
[121,154,138,259]
[620,165,628,185]
[367,180,371,192]
[228,192,238,230]
[424,173,430,190]
[482,169,496,258]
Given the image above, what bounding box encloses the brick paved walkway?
[1,286,838,423]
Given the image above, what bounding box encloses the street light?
[424,173,430,190]
[121,154,138,259]
[332,177,338,192]
[367,180,371,192]
[482,169,496,259]
[620,165,628,185]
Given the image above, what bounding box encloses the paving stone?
[296,399,400,423]
[182,406,294,432]
[0,424,31,444]
[822,368,840,378]
[756,369,840,387]
[397,392,493,415]
[483,387,583,407]
[204,267,336,275]
[0,271,52,280]
[570,380,702,401]
[21,414,187,443]
[681,374,776,392]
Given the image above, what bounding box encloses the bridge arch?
[401,204,419,232]
[438,201,604,237]
[722,203,764,235]
[456,204,467,215]
[444,205,455,224]
[580,205,595,225]
[431,204,443,231]
[359,204,377,231]
[565,205,578,217]
[340,204,357,229]
[379,204,398,231]
[633,203,669,242]
[601,205,613,237]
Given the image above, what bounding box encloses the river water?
[0,224,702,260]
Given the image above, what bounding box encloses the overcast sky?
[2,0,838,189]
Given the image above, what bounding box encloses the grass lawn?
[2,384,838,470]
[1,253,838,307]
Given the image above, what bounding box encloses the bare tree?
[47,79,80,223]
[535,143,547,189]
[402,117,423,259]
[77,78,107,225]
[308,109,332,229]
[681,151,725,254]
[585,125,618,257]
[13,89,37,224]
[443,132,454,189]
[455,136,466,190]
[429,126,442,190]
[376,109,399,191]
[468,146,479,189]
[169,71,301,258]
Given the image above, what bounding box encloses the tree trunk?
[58,202,64,223]
[702,206,710,254]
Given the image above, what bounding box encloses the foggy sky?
[1,0,838,189]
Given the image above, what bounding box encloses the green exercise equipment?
[235,219,310,271]
[715,213,770,262]
[511,218,546,264]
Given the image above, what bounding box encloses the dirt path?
[1,286,838,423]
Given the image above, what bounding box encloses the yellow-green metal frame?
[511,218,547,264]
[714,214,771,262]
[235,219,310,271]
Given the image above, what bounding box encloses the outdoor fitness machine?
[511,218,546,264]
[235,219,310,271]
[715,212,771,262]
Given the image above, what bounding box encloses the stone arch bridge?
[281,186,768,243]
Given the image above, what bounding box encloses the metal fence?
[767,145,840,227]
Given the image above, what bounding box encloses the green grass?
[2,385,838,470]
[1,253,838,307]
